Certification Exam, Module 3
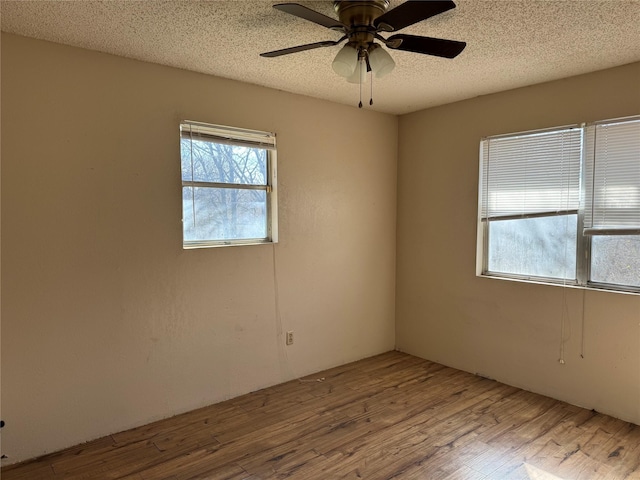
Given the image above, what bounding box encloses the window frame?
[180,121,278,249]
[477,116,640,295]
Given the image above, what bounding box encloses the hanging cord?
[559,284,568,364]
[272,244,296,382]
[370,70,374,106]
[358,58,363,109]
[580,289,586,358]
[558,132,573,365]
[558,132,567,364]
[271,245,325,384]
[559,208,570,364]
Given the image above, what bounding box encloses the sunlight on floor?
[525,463,565,480]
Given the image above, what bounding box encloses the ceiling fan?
[260,0,466,97]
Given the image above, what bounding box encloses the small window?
[477,115,640,294]
[180,121,277,248]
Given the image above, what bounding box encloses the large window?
[478,115,640,293]
[180,121,277,248]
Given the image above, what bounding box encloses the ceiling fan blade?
[374,1,456,32]
[273,3,346,31]
[260,40,340,58]
[387,34,466,58]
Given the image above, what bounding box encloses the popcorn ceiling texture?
[1,0,639,114]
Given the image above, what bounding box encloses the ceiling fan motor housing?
[333,0,389,49]
[333,0,389,27]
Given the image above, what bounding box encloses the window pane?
[488,215,577,279]
[181,138,267,185]
[591,236,640,287]
[183,187,267,242]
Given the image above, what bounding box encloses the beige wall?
[0,33,398,463]
[396,62,640,425]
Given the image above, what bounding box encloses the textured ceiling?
[1,0,639,115]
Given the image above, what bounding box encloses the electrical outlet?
[286,331,294,346]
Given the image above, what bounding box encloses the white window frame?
[180,121,278,249]
[477,115,640,294]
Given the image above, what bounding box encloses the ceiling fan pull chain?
[370,72,374,106]
[358,60,363,108]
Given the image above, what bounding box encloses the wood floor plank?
[3,351,639,480]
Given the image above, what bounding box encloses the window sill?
[477,272,640,296]
[183,239,277,249]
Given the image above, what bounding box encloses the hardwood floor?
[3,351,639,479]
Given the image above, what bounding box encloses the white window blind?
[480,127,582,219]
[180,121,276,151]
[584,116,640,235]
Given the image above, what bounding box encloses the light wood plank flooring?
[3,351,639,479]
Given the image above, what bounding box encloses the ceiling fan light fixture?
[346,57,368,84]
[368,44,395,78]
[332,44,358,77]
